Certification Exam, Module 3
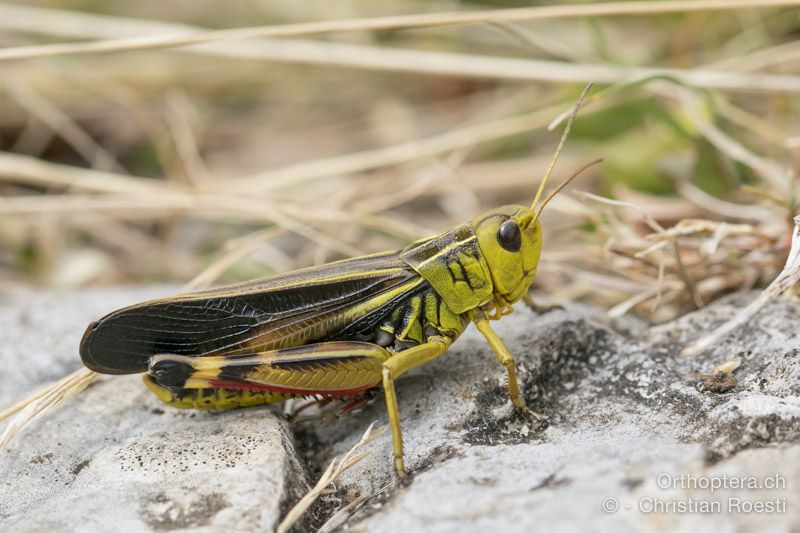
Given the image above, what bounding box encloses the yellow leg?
[474,316,544,420]
[382,337,451,477]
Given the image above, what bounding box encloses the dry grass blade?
[576,191,778,316]
[163,91,213,185]
[676,181,776,223]
[607,286,664,318]
[5,81,125,173]
[180,228,285,292]
[0,157,372,259]
[276,422,388,533]
[682,215,800,356]
[0,191,418,243]
[0,373,79,423]
[0,1,797,62]
[0,151,180,195]
[317,482,394,533]
[0,369,98,448]
[222,103,571,195]
[0,101,575,200]
[673,88,791,189]
[1,6,799,93]
[580,191,666,233]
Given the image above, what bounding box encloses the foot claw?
[513,402,548,428]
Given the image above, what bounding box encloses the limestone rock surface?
[1,288,798,532]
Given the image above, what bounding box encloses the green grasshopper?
[79,90,595,477]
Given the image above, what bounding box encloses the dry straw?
[1,4,800,93]
[682,216,800,356]
[1,1,799,62]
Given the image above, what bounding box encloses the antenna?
[530,82,593,213]
[534,158,603,220]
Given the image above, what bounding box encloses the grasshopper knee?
[149,356,194,388]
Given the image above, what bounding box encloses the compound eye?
[497,219,522,252]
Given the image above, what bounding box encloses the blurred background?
[0,0,798,322]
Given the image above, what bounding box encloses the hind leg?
[146,339,451,477]
[145,341,390,410]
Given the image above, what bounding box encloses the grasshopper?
[79,89,595,477]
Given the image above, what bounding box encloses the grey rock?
[1,288,799,532]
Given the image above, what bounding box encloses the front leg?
[474,314,545,421]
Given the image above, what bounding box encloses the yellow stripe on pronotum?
[80,83,600,477]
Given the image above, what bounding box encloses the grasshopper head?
[469,85,595,309]
[472,205,542,305]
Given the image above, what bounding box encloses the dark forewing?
[80,251,421,374]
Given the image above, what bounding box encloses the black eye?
[497,220,521,252]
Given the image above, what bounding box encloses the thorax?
[398,223,494,315]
